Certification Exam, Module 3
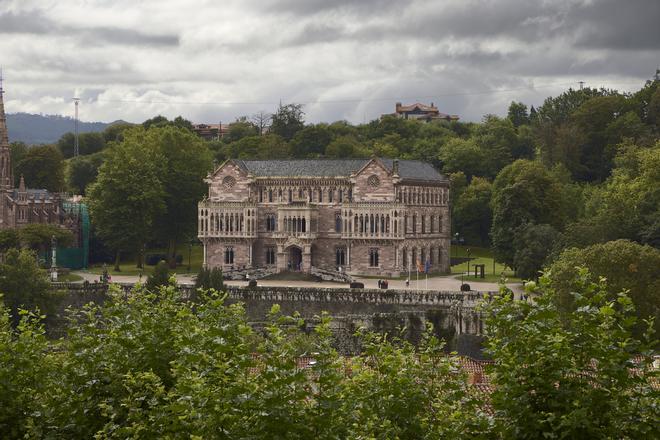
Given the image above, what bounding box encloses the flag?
[416,259,423,272]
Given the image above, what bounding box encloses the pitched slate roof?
[234,159,446,182]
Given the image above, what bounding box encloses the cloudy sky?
[1,0,659,124]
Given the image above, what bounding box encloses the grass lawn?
[451,245,521,283]
[87,244,204,276]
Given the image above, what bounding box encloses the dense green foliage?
[0,249,53,323]
[0,285,490,438]
[145,260,171,290]
[549,240,660,337]
[0,268,656,438]
[14,144,65,192]
[485,272,658,439]
[194,266,224,291]
[87,129,165,270]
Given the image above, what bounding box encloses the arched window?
[335,213,342,233]
[336,247,346,266]
[224,247,234,264]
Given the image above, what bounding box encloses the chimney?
[392,158,399,176]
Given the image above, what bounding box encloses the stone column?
[276,244,286,272]
[303,245,312,272]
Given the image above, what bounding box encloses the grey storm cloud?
[0,9,179,47]
[0,0,658,126]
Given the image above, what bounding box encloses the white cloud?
[1,0,658,124]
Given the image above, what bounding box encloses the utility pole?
[73,98,80,157]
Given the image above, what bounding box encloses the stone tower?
[0,72,12,189]
[0,72,13,227]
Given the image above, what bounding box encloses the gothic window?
[421,215,425,234]
[336,247,346,266]
[335,213,342,233]
[259,189,263,202]
[268,189,273,202]
[224,247,234,264]
[348,188,352,201]
[329,189,334,203]
[288,189,293,201]
[421,248,426,265]
[412,215,417,233]
[369,248,379,267]
[266,247,276,265]
[430,247,435,264]
[338,189,343,202]
[318,188,323,203]
[402,249,408,267]
[266,214,276,232]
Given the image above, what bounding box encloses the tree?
[512,223,559,279]
[473,115,516,178]
[490,160,564,268]
[257,134,291,159]
[148,126,213,267]
[485,271,657,439]
[0,248,53,323]
[9,141,28,186]
[226,120,258,143]
[15,145,65,192]
[438,138,487,180]
[87,130,165,270]
[290,125,332,158]
[452,177,493,246]
[0,229,20,252]
[67,152,104,195]
[270,103,305,141]
[549,240,660,337]
[146,260,171,291]
[325,136,362,158]
[507,101,529,127]
[251,110,272,135]
[194,266,224,291]
[103,122,135,143]
[57,132,106,158]
[19,224,73,256]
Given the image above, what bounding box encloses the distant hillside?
[6,113,115,145]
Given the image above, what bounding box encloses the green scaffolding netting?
[55,202,90,269]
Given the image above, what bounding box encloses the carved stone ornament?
[222,175,236,189]
[367,174,380,187]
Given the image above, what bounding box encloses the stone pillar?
[303,245,312,272]
[276,244,286,272]
[203,240,207,268]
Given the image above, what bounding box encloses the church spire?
[0,69,14,189]
[0,68,9,148]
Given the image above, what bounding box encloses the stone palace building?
[198,157,451,276]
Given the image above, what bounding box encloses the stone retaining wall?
[51,282,491,357]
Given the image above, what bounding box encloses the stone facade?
[199,157,451,277]
[0,79,75,234]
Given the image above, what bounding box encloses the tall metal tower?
[73,97,80,157]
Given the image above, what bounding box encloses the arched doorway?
[288,246,303,271]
